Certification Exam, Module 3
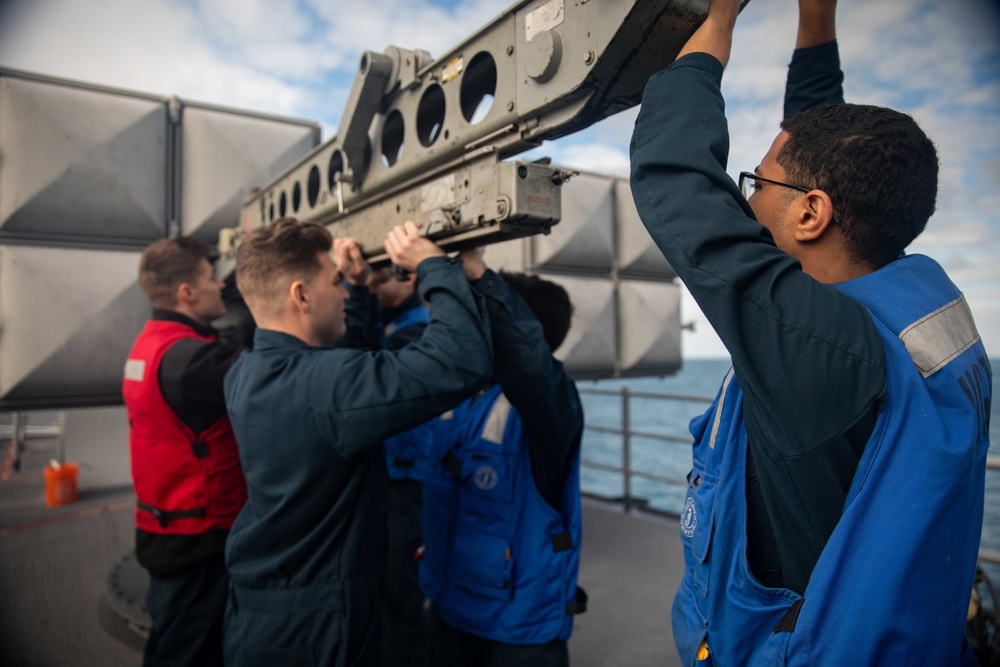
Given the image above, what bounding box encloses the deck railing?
[577,386,1000,567]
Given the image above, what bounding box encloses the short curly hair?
[779,103,939,269]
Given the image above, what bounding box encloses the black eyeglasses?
[738,171,812,199]
[738,171,838,225]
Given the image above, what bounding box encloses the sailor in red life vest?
[123,237,248,667]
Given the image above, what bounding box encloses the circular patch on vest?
[474,465,498,491]
[681,497,697,538]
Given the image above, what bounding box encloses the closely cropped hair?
[139,237,212,306]
[500,272,573,352]
[236,218,332,313]
[779,103,939,269]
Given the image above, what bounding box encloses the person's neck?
[255,317,321,347]
[800,251,872,284]
[160,304,210,327]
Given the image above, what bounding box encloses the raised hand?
[333,237,371,286]
[384,221,445,273]
[456,247,487,281]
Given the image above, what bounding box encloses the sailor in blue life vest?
[630,0,991,664]
[421,248,586,667]
[368,265,435,667]
[222,219,493,667]
[123,236,248,667]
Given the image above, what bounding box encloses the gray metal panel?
[549,275,616,378]
[180,105,318,241]
[0,245,147,409]
[0,76,167,244]
[615,179,676,279]
[618,280,681,376]
[532,171,614,272]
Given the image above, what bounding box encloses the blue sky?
[1,0,998,358]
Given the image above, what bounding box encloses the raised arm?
[796,0,837,48]
[313,225,492,458]
[630,6,883,465]
[458,250,582,505]
[785,0,844,118]
[333,237,380,350]
[675,0,740,67]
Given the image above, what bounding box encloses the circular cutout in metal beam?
[460,52,497,125]
[417,84,446,147]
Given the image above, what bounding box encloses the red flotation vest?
[123,320,246,535]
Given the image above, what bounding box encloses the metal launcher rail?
[218,0,718,273]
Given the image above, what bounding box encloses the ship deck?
[0,437,683,666]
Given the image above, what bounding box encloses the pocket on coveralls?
[449,528,513,601]
[679,467,717,597]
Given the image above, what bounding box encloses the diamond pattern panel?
[0,76,167,241]
[0,246,147,407]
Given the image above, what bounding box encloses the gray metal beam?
[237,0,714,258]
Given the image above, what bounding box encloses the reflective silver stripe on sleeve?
[899,294,981,378]
[480,393,512,445]
[709,367,736,449]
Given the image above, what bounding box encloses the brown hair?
[235,218,332,316]
[138,237,212,307]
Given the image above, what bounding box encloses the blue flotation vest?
[672,254,990,666]
[383,305,434,482]
[420,384,584,644]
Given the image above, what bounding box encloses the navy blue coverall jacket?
[222,256,492,667]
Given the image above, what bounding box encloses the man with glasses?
[631,0,989,664]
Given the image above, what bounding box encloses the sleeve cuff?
[415,254,457,279]
[661,52,725,83]
[788,40,840,75]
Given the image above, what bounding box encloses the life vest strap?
[567,586,588,615]
[137,501,207,529]
[392,457,415,470]
[191,440,209,458]
[551,532,574,553]
[441,451,462,480]
[772,598,804,634]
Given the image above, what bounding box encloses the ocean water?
[577,357,1000,581]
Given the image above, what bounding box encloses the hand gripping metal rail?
[221,0,712,271]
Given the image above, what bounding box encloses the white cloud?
[0,0,320,118]
[547,142,631,180]
[1,0,998,357]
[305,0,498,60]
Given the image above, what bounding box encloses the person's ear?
[176,282,195,305]
[290,280,310,314]
[794,190,837,242]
